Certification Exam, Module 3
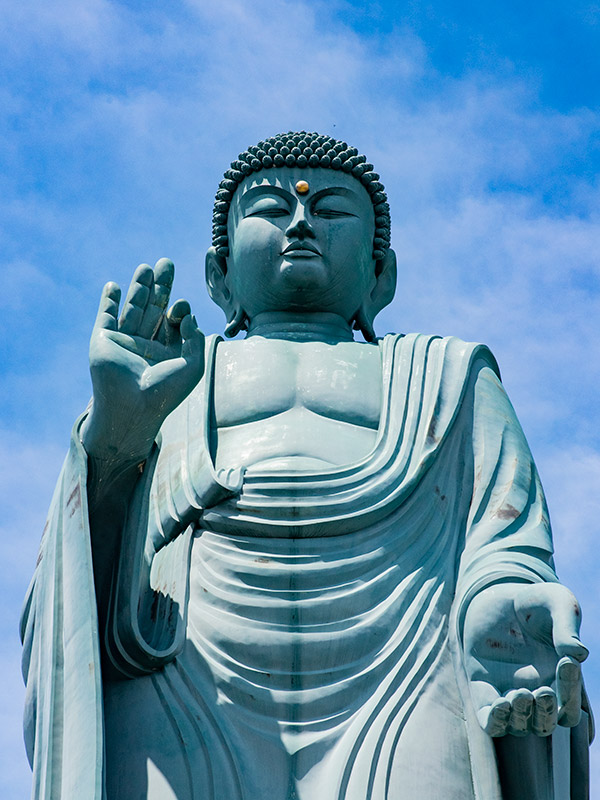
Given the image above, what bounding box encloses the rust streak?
[66,485,79,507]
[426,416,437,443]
[67,485,82,517]
[496,503,519,520]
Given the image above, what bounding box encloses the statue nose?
[286,218,316,240]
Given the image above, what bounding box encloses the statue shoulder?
[382,332,501,382]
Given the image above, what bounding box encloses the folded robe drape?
[21,333,592,799]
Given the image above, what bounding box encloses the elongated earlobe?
[353,248,397,341]
[205,246,248,337]
[224,307,248,337]
[353,308,377,342]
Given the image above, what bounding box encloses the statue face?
[223,167,378,321]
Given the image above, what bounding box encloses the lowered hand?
[464,582,588,737]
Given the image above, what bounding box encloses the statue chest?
[210,338,382,470]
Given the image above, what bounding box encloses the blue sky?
[1,0,599,795]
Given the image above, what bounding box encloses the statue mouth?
[281,241,321,256]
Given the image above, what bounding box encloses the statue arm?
[455,365,590,741]
[79,259,204,636]
[457,364,557,602]
[82,443,148,643]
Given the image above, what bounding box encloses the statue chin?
[279,257,328,293]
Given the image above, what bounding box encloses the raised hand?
[81,258,204,462]
[464,582,588,737]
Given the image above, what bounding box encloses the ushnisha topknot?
[212,131,391,261]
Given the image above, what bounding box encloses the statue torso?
[104,334,492,800]
[211,337,382,473]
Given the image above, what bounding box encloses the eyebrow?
[239,184,359,209]
[310,187,357,202]
[239,185,291,209]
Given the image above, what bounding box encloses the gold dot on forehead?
[295,180,310,195]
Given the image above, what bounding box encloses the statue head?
[206,131,396,340]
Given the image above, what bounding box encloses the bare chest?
[211,338,382,470]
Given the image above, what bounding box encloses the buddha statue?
[21,131,592,799]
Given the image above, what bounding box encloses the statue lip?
[281,241,321,256]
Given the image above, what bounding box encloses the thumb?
[551,597,588,662]
[180,315,205,380]
[515,583,588,662]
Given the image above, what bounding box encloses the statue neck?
[246,312,355,343]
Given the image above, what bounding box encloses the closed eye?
[247,208,289,218]
[313,209,356,218]
[244,196,291,219]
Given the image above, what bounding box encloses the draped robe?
[21,333,592,799]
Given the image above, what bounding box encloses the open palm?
[82,258,205,462]
[464,582,588,737]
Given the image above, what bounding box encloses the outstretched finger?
[476,690,511,737]
[532,686,557,736]
[93,282,121,332]
[506,688,534,737]
[470,679,506,737]
[119,264,153,335]
[159,298,191,347]
[167,299,192,326]
[180,314,205,359]
[139,258,175,339]
[557,656,582,727]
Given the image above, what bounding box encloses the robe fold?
[21,333,592,799]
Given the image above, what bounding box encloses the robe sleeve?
[103,335,242,678]
[455,364,558,621]
[20,336,239,800]
[20,421,104,800]
[452,364,592,800]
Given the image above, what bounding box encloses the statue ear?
[205,246,247,337]
[354,248,397,341]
